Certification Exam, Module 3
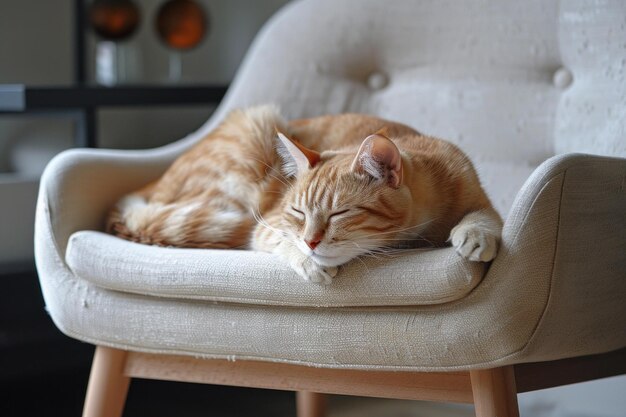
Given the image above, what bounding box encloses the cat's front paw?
[450,224,499,262]
[292,258,337,285]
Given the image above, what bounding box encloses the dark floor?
[1,368,297,417]
[1,264,299,417]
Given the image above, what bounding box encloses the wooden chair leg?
[83,346,131,417]
[296,391,327,417]
[470,366,519,417]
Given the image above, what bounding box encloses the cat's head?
[275,131,413,266]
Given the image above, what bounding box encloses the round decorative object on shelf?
[156,0,208,50]
[88,0,141,41]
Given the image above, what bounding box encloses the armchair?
[35,1,626,416]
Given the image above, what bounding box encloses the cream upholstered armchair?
[35,1,626,416]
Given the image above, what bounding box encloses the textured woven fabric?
[34,0,626,370]
[65,231,485,307]
[36,151,626,370]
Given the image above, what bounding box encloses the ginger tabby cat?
[108,105,502,284]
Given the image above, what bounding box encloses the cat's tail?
[106,194,254,249]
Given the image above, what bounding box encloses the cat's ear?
[351,134,403,188]
[276,131,321,177]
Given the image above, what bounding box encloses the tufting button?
[367,72,389,90]
[553,67,573,89]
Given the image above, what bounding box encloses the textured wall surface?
[555,0,626,158]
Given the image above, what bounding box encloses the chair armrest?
[37,147,177,260]
[34,145,187,335]
[488,152,626,359]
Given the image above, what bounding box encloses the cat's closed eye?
[328,209,350,221]
[289,206,305,220]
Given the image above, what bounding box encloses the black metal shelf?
[23,85,228,109]
[0,0,228,148]
[0,84,227,147]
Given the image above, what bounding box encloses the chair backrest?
[195,0,626,213]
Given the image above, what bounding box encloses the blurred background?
[0,1,624,416]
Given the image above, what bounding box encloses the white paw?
[292,258,337,285]
[450,223,499,262]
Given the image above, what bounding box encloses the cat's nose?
[305,238,321,250]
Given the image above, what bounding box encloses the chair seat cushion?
[66,231,487,308]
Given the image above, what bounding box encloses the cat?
[107,105,502,284]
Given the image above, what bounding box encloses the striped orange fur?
[107,105,502,284]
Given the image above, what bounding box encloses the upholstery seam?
[40,192,69,269]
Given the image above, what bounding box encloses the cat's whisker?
[256,170,290,189]
[368,249,409,256]
[345,241,383,259]
[353,256,371,273]
[362,250,401,259]
[251,208,284,237]
[253,216,277,234]
[267,172,292,188]
[247,156,283,175]
[349,241,367,251]
[404,233,437,248]
[358,219,437,239]
[247,157,292,188]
